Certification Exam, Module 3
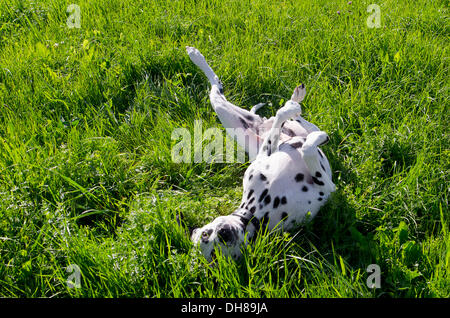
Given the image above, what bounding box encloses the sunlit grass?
[0,0,448,297]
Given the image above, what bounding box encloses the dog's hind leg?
[300,131,335,192]
[186,46,264,159]
[186,46,223,92]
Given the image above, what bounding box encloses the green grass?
[0,0,448,298]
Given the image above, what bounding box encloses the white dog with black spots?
[187,47,335,262]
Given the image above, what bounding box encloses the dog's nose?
[217,226,234,244]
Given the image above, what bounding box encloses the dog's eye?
[202,231,210,239]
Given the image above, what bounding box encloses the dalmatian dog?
[186,47,335,262]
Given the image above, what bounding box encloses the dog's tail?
[250,103,266,114]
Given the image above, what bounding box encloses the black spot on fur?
[273,197,280,209]
[250,206,256,214]
[239,118,250,130]
[240,202,245,208]
[237,216,248,225]
[249,174,253,180]
[281,212,288,220]
[246,115,254,121]
[251,217,260,232]
[320,162,326,171]
[315,171,322,178]
[308,200,311,204]
[319,191,324,196]
[259,189,268,202]
[295,173,304,182]
[318,197,323,201]
[260,173,267,181]
[247,189,254,199]
[318,149,324,158]
[302,185,308,192]
[217,226,234,244]
[247,197,255,206]
[281,196,287,205]
[312,177,325,186]
[282,127,296,137]
[290,141,303,149]
[264,195,271,205]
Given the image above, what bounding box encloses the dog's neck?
[231,208,257,237]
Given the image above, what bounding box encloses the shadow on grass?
[306,142,378,268]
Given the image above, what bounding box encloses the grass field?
[0,0,448,298]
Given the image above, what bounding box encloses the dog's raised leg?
[288,84,323,135]
[258,93,303,157]
[186,46,264,159]
[186,46,223,91]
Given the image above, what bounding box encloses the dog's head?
[191,209,251,262]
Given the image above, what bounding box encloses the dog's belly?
[240,145,332,234]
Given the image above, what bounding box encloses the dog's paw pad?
[291,84,306,103]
